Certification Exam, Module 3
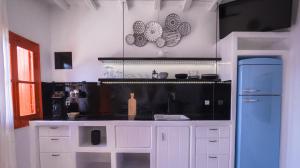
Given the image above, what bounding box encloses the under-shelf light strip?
[101,60,217,65]
[99,81,231,84]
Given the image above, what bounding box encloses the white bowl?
[67,112,80,120]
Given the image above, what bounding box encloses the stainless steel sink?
[154,114,190,121]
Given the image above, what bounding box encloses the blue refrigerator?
[236,57,282,168]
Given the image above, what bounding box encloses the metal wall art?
[126,13,192,48]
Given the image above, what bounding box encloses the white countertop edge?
[29,120,233,126]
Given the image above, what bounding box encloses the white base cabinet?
[196,155,229,168]
[157,127,190,168]
[31,121,232,168]
[195,126,230,168]
[40,153,73,168]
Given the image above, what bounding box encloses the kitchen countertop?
[41,114,227,121]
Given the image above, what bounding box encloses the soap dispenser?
[128,93,137,120]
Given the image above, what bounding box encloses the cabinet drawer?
[116,126,151,148]
[196,154,229,168]
[196,138,230,154]
[196,126,230,138]
[39,126,70,137]
[40,153,73,168]
[39,137,71,152]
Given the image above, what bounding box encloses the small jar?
[152,70,158,79]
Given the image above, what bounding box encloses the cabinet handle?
[50,138,59,141]
[49,126,59,129]
[208,156,218,159]
[51,154,60,157]
[209,128,218,131]
[162,133,166,141]
[209,140,218,143]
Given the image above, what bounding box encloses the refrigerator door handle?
[242,89,261,93]
[243,99,259,103]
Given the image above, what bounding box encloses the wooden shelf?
[98,57,221,61]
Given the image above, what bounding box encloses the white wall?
[285,1,300,168]
[50,1,217,82]
[7,1,51,168]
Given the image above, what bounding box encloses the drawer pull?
[209,128,218,131]
[209,140,218,143]
[49,126,59,129]
[209,156,218,159]
[51,154,60,157]
[50,138,59,141]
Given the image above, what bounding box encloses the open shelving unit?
[116,153,150,168]
[76,152,111,168]
[78,126,107,147]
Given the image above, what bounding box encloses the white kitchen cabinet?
[195,126,230,168]
[39,126,70,137]
[196,155,229,168]
[156,126,190,168]
[40,153,73,168]
[39,137,71,152]
[196,138,230,155]
[38,126,73,168]
[116,126,152,148]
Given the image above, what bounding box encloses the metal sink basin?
[154,114,190,121]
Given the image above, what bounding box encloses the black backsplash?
[42,82,231,120]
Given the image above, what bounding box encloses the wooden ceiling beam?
[84,0,100,10]
[209,0,222,11]
[154,0,161,10]
[53,0,70,10]
[182,0,193,11]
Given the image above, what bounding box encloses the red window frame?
[9,31,43,128]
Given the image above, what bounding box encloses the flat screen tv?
[219,0,293,39]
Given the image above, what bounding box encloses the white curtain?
[0,0,17,167]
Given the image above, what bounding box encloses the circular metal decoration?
[178,22,191,36]
[162,29,181,47]
[134,34,148,47]
[165,13,181,31]
[133,21,146,34]
[125,34,135,45]
[156,37,166,48]
[144,21,163,42]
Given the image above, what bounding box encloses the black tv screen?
[219,0,293,39]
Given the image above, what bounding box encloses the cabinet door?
[157,127,190,168]
[196,155,229,168]
[115,126,152,148]
[40,153,73,168]
[196,139,230,155]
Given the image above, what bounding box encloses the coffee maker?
[65,83,88,116]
